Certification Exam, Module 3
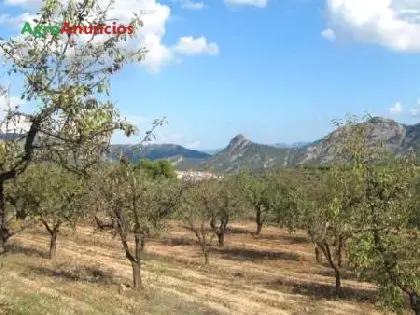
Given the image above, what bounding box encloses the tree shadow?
[278,234,309,245]
[265,278,376,302]
[28,264,116,285]
[228,227,254,236]
[160,237,197,247]
[182,225,213,234]
[316,269,360,281]
[6,243,49,259]
[213,247,300,262]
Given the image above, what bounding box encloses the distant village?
[175,170,223,181]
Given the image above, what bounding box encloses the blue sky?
[2,0,420,150]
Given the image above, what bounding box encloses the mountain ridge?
[81,117,420,173]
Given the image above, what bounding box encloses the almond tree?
[295,115,370,296]
[0,0,143,254]
[335,117,420,314]
[93,163,183,289]
[241,171,279,235]
[13,164,85,261]
[177,179,217,265]
[209,175,247,247]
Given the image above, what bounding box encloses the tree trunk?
[409,293,420,315]
[204,251,209,265]
[0,235,5,256]
[334,266,341,297]
[0,180,8,255]
[336,235,344,268]
[320,241,342,297]
[131,232,143,290]
[217,233,224,247]
[255,207,263,235]
[131,261,141,289]
[210,216,228,247]
[49,230,57,261]
[315,247,322,264]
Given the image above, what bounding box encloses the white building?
[176,170,222,181]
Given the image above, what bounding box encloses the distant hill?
[6,116,419,173]
[273,142,309,149]
[201,117,420,173]
[200,134,293,173]
[297,116,420,164]
[107,143,212,169]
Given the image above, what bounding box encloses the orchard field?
[0,221,386,315]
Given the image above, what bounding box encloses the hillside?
[107,143,212,168]
[201,117,420,173]
[201,134,293,173]
[298,117,419,164]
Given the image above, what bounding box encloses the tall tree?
[0,0,143,254]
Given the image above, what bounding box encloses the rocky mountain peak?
[228,134,249,150]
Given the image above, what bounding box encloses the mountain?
[274,142,309,149]
[298,117,417,164]
[201,117,420,173]
[201,149,220,155]
[201,134,293,173]
[107,143,212,169]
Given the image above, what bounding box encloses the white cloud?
[224,0,268,8]
[321,28,336,41]
[177,0,207,10]
[2,0,219,72]
[184,140,201,149]
[173,36,219,55]
[389,102,403,113]
[323,0,420,52]
[409,108,420,116]
[0,12,37,29]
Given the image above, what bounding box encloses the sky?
[1,0,420,150]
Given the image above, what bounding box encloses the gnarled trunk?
[319,241,342,297]
[41,219,61,261]
[210,216,229,247]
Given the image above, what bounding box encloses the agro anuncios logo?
[21,21,138,38]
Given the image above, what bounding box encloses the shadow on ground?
[316,269,360,281]
[159,237,197,247]
[28,264,116,285]
[265,278,377,303]
[6,243,49,259]
[214,246,300,261]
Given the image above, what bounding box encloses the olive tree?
[0,0,143,254]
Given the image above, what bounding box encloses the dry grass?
[0,220,399,314]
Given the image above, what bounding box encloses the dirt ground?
[0,220,396,314]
